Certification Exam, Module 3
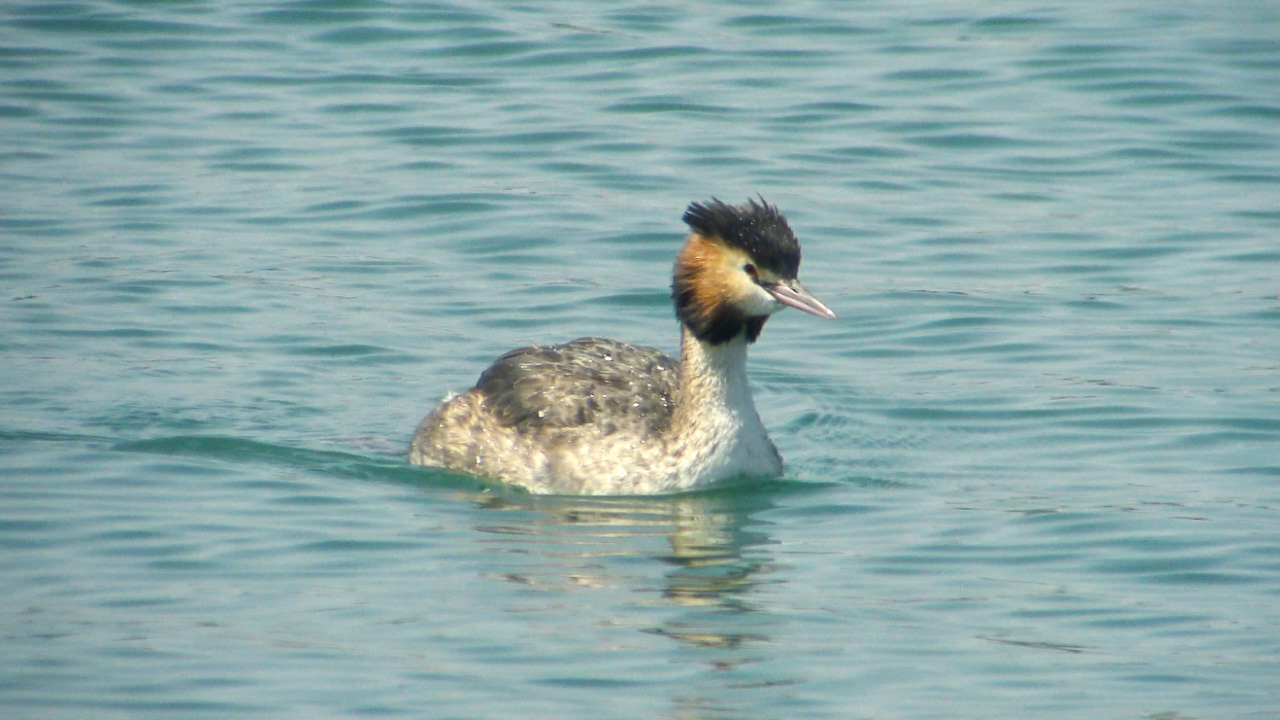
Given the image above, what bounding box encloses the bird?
[409,197,835,495]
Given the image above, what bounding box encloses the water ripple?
[4,1,1280,718]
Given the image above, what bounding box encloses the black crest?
[681,197,801,278]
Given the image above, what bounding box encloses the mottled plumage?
[410,198,835,495]
[476,337,677,434]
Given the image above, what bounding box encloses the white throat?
[669,327,781,483]
[676,329,756,419]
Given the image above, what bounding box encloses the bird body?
[410,198,834,495]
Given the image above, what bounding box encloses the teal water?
[4,2,1280,718]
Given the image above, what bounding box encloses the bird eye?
[744,263,759,280]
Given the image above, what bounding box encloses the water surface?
[3,2,1279,718]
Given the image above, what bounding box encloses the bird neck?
[673,325,759,427]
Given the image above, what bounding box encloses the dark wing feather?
[475,337,678,433]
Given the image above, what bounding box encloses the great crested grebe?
[409,197,835,495]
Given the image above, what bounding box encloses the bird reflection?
[470,486,778,647]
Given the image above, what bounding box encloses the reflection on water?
[471,487,778,655]
[463,486,793,719]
